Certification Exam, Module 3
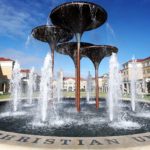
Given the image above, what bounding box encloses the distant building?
[101,74,109,93]
[63,77,75,92]
[20,69,40,93]
[20,69,30,93]
[0,56,149,96]
[20,69,30,79]
[91,74,109,93]
[62,73,109,93]
[0,57,14,93]
[121,57,150,94]
[63,77,87,92]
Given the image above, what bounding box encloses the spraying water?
[40,53,52,122]
[131,57,137,111]
[27,67,36,105]
[106,23,117,45]
[57,71,63,102]
[25,34,33,48]
[10,61,21,112]
[106,23,116,39]
[86,71,93,103]
[46,16,51,26]
[107,53,122,121]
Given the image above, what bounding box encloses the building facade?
[0,57,14,93]
[63,77,87,92]
[0,56,149,95]
[121,57,150,94]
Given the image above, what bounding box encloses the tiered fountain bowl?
[31,25,73,43]
[50,1,107,33]
[56,42,93,64]
[0,1,150,150]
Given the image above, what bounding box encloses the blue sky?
[0,0,150,77]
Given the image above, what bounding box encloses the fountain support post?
[95,64,99,109]
[76,33,81,112]
[49,43,55,78]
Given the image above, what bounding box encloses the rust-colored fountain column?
[49,43,55,79]
[50,2,107,111]
[95,64,99,109]
[76,34,81,111]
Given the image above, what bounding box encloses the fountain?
[0,1,150,150]
[131,57,137,112]
[57,70,63,102]
[86,71,93,103]
[10,61,21,112]
[81,45,118,108]
[50,1,107,111]
[56,42,93,105]
[39,52,52,122]
[27,67,36,105]
[31,25,73,97]
[57,43,118,108]
[107,53,122,121]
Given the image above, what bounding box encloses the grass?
[63,91,107,98]
[0,92,149,101]
[144,94,150,100]
[0,93,10,101]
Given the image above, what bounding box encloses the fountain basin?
[0,99,150,150]
[0,100,150,149]
[0,100,150,137]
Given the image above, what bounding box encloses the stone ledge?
[0,130,150,149]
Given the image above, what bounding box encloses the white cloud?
[0,0,45,38]
[0,49,43,71]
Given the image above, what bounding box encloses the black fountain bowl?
[0,100,150,137]
[31,25,73,43]
[50,1,107,33]
[81,45,118,58]
[56,42,94,55]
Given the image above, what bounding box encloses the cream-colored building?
[0,57,14,93]
[62,73,108,93]
[20,69,30,93]
[100,74,109,93]
[63,77,87,92]
[90,74,109,93]
[121,57,150,94]
[63,77,75,92]
[20,69,40,93]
